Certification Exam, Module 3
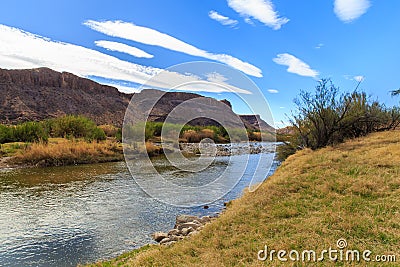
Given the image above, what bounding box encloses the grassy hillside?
[89,131,400,266]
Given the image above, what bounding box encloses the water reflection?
[0,153,278,266]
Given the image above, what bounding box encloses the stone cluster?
[151,215,215,246]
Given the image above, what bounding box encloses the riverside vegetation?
[0,115,273,167]
[0,115,123,167]
[277,79,400,160]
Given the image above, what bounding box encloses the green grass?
[87,131,400,266]
[0,142,29,156]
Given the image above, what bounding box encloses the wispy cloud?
[227,0,288,30]
[354,75,365,82]
[84,20,262,77]
[95,40,153,58]
[267,89,279,93]
[273,53,319,78]
[208,10,238,27]
[334,0,371,23]
[344,74,365,82]
[101,82,141,93]
[244,17,255,25]
[315,43,324,49]
[206,72,228,83]
[0,24,251,94]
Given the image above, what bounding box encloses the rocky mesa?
[0,67,274,131]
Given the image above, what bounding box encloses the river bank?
[0,138,124,168]
[0,139,277,169]
[88,131,400,266]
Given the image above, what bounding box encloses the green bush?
[280,79,400,160]
[115,128,122,142]
[85,127,106,142]
[0,115,107,144]
[0,124,13,144]
[46,115,106,141]
[12,122,48,143]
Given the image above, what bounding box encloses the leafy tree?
[391,89,400,96]
[279,79,400,160]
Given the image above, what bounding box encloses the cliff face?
[239,115,274,132]
[0,68,132,126]
[0,68,274,131]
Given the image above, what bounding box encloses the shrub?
[85,127,106,142]
[0,124,13,144]
[46,115,106,141]
[99,125,119,137]
[182,130,201,143]
[12,122,48,143]
[280,79,400,160]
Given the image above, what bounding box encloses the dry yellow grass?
[12,138,123,167]
[181,129,215,143]
[89,131,400,266]
[99,125,119,137]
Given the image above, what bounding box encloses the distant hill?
[0,67,274,131]
[0,67,131,126]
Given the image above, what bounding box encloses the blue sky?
[0,0,399,127]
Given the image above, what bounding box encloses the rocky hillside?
[0,67,131,126]
[0,67,273,131]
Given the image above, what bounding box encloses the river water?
[0,151,278,266]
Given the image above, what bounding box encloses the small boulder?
[188,230,199,237]
[181,227,194,236]
[159,237,171,244]
[176,215,199,225]
[152,232,168,242]
[177,222,200,230]
[181,228,189,236]
[168,229,180,236]
[169,235,182,242]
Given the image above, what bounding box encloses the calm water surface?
[0,152,278,266]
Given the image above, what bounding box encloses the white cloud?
[244,17,255,25]
[0,24,251,95]
[208,10,238,27]
[315,43,324,49]
[273,53,319,78]
[267,89,279,93]
[95,40,153,58]
[101,82,141,93]
[344,75,365,82]
[206,72,228,83]
[84,20,262,77]
[227,0,288,30]
[354,75,365,82]
[173,81,251,95]
[334,0,371,23]
[0,24,157,85]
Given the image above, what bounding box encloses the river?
[0,151,279,266]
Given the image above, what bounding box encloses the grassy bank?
[89,131,400,266]
[1,138,123,167]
